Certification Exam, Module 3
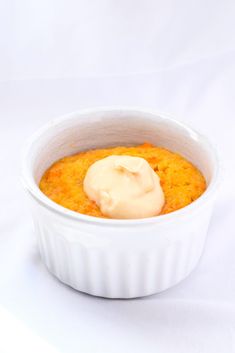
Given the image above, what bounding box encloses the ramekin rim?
[21,106,220,227]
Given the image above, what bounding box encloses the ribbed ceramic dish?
[22,107,219,298]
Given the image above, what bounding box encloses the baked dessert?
[39,143,206,219]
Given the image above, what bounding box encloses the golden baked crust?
[39,143,206,217]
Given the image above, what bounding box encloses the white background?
[1,0,235,352]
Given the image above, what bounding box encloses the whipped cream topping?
[83,155,165,219]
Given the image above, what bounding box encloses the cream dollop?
[83,155,165,219]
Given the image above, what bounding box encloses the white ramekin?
[21,107,219,298]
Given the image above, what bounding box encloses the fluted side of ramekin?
[31,197,215,298]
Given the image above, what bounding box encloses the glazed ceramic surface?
[22,108,219,298]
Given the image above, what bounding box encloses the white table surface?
[1,53,235,352]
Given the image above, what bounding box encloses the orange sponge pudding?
[39,143,206,218]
